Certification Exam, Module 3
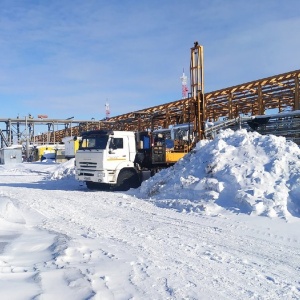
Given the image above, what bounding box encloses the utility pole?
[25,116,29,159]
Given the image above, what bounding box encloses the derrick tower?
[190,41,205,141]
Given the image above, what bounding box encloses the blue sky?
[1,0,300,120]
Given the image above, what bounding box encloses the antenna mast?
[105,102,110,120]
[180,68,189,99]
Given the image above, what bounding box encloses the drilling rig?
[75,42,206,190]
[190,41,205,142]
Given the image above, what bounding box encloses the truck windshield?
[79,135,109,150]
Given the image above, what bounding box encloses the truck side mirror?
[109,139,117,150]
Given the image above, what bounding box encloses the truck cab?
[75,128,192,191]
[75,130,140,190]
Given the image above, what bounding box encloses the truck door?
[107,136,128,168]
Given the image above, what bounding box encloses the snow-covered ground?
[0,129,300,300]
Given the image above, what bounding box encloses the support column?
[47,123,52,144]
[8,120,12,145]
[257,84,264,115]
[52,122,55,144]
[295,75,300,111]
[165,107,169,128]
[228,93,233,119]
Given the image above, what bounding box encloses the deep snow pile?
[137,129,300,220]
[2,130,300,299]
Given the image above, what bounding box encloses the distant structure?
[105,102,110,120]
[180,69,189,99]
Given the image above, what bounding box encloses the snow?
[0,129,300,299]
[136,129,300,220]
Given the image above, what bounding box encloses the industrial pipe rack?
[1,69,299,146]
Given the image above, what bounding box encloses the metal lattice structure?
[29,68,300,144]
[94,68,300,130]
[205,69,300,120]
[0,41,299,146]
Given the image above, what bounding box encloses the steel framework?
[93,69,300,129]
[28,68,300,144]
[0,39,299,147]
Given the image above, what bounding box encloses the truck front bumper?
[75,169,116,184]
[75,169,105,182]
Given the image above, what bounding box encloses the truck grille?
[79,162,97,168]
[79,172,94,176]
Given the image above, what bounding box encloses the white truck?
[75,129,188,190]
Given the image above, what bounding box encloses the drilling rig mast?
[190,41,205,141]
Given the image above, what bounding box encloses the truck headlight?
[97,172,104,178]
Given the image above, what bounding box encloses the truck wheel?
[114,170,140,191]
[86,181,98,190]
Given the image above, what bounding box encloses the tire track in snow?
[1,170,300,299]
